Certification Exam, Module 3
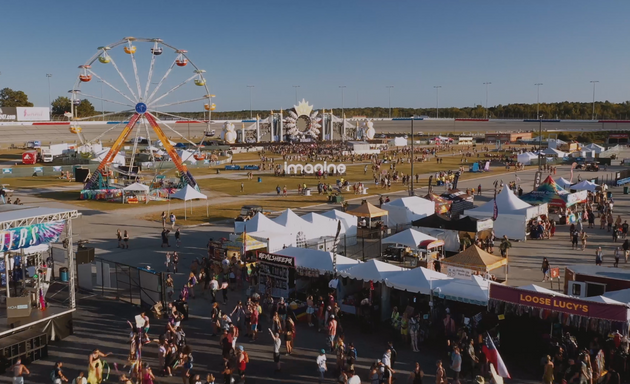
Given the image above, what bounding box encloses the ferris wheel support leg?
[144,113,197,189]
[84,113,142,189]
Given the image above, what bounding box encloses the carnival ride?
[70,37,214,191]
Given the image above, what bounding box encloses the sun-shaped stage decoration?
[284,99,322,139]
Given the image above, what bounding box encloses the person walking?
[52,361,69,384]
[408,362,424,384]
[237,346,249,382]
[161,211,167,229]
[541,258,550,282]
[409,314,420,352]
[269,328,282,373]
[571,229,579,250]
[123,230,129,249]
[477,184,482,195]
[623,239,630,263]
[595,246,604,266]
[327,315,338,352]
[172,252,179,273]
[614,247,622,267]
[581,231,588,251]
[116,229,123,248]
[165,274,174,300]
[316,349,327,383]
[435,360,447,384]
[175,228,181,248]
[12,359,30,384]
[499,236,512,258]
[450,346,462,382]
[170,213,176,229]
[161,229,170,248]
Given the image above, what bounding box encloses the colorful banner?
[489,284,629,322]
[0,221,66,253]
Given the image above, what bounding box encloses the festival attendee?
[328,315,338,352]
[161,211,166,229]
[11,359,30,384]
[409,314,420,352]
[615,247,622,267]
[316,349,327,383]
[543,355,554,384]
[435,360,447,384]
[237,346,249,381]
[285,317,295,354]
[172,252,179,273]
[123,230,129,249]
[170,213,176,229]
[71,371,86,384]
[595,246,603,266]
[175,228,181,247]
[161,229,171,248]
[116,229,123,248]
[269,329,282,372]
[52,361,69,384]
[450,346,462,381]
[541,257,550,282]
[408,362,424,384]
[88,350,112,384]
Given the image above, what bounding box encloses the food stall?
[122,182,150,204]
[424,193,452,214]
[440,189,474,216]
[520,176,587,224]
[381,228,445,268]
[440,245,508,282]
[346,201,388,238]
[412,214,494,254]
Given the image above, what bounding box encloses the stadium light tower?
[535,83,543,118]
[434,86,442,118]
[386,85,394,118]
[590,80,599,120]
[483,82,491,119]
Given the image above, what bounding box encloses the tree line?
[3,87,630,120]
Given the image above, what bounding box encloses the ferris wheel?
[70,37,215,190]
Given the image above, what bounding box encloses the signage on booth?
[518,293,589,313]
[0,220,66,253]
[446,266,473,280]
[284,161,346,175]
[258,252,295,267]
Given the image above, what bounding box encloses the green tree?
[51,96,71,117]
[0,87,34,107]
[75,99,96,118]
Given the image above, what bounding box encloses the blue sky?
[0,0,628,113]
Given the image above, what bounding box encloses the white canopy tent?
[555,177,573,189]
[247,230,294,253]
[384,267,451,295]
[541,147,566,157]
[604,288,630,304]
[122,182,150,204]
[236,212,288,234]
[382,196,435,227]
[170,185,208,219]
[465,187,548,240]
[382,228,439,248]
[518,284,569,297]
[583,295,625,305]
[273,209,313,234]
[517,152,538,165]
[389,137,408,147]
[570,180,598,192]
[338,259,408,282]
[432,275,490,305]
[321,209,358,244]
[301,212,341,239]
[273,247,361,274]
[583,143,605,154]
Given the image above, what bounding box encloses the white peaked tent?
[518,284,568,297]
[274,247,361,274]
[301,212,341,238]
[338,259,408,282]
[273,209,313,233]
[432,275,490,305]
[517,152,538,165]
[382,228,439,249]
[571,180,598,192]
[321,209,358,243]
[541,147,566,157]
[237,212,287,234]
[465,187,548,240]
[170,185,208,219]
[382,196,435,227]
[122,182,150,204]
[584,143,605,153]
[555,177,573,189]
[384,267,452,295]
[604,288,630,304]
[583,295,625,305]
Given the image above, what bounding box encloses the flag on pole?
[492,190,499,221]
[482,333,510,378]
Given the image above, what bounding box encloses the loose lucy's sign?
[489,284,629,322]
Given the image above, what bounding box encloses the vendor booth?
[321,209,358,245]
[382,228,444,268]
[301,212,342,246]
[517,152,538,166]
[432,275,490,306]
[122,182,150,204]
[346,201,388,238]
[570,180,598,192]
[555,177,573,189]
[520,176,587,224]
[337,259,408,320]
[412,214,494,253]
[441,245,508,282]
[424,193,452,214]
[440,189,474,216]
[223,233,267,262]
[465,187,548,241]
[235,212,287,234]
[384,267,451,295]
[381,196,435,228]
[170,185,208,219]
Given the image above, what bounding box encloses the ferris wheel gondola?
[71,37,211,191]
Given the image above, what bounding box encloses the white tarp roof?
[519,284,568,297]
[123,182,149,192]
[555,177,573,189]
[432,275,490,305]
[242,212,287,233]
[301,212,340,238]
[542,147,566,157]
[583,295,625,305]
[177,149,197,164]
[273,209,312,232]
[322,209,357,229]
[274,247,361,274]
[384,267,452,295]
[171,185,207,201]
[571,180,598,192]
[93,148,125,166]
[584,143,605,153]
[382,228,438,249]
[604,288,630,304]
[382,196,435,227]
[338,259,408,282]
[466,186,531,214]
[389,137,407,146]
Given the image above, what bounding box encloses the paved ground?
[2,151,630,383]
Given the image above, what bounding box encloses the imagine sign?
[284,161,346,175]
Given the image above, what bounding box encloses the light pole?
[292,85,300,104]
[97,80,105,120]
[434,86,442,118]
[535,83,543,118]
[410,116,415,196]
[386,85,394,118]
[247,85,254,119]
[590,80,599,120]
[539,114,543,171]
[46,74,52,119]
[339,85,346,118]
[483,82,491,119]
